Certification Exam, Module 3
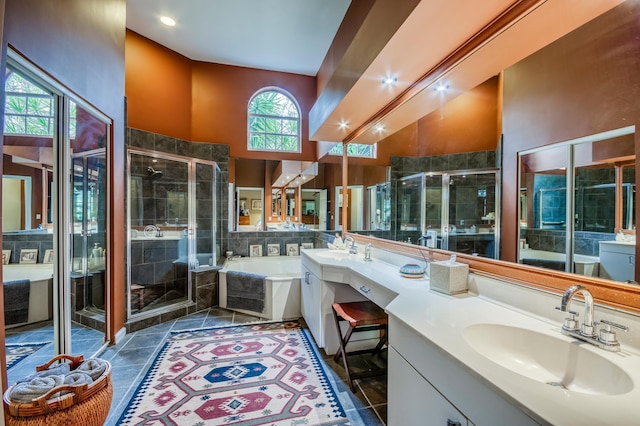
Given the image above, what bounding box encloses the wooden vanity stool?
[331,300,388,392]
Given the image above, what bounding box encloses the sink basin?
[463,324,633,395]
[316,250,353,259]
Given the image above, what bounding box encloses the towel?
[63,372,93,386]
[76,358,107,380]
[3,280,30,325]
[9,374,64,403]
[226,270,265,313]
[16,363,71,383]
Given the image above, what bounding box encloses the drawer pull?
[446,420,462,426]
[305,271,311,284]
[359,285,371,294]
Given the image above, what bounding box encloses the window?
[329,142,377,158]
[4,70,55,136]
[248,88,300,152]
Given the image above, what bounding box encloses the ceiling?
[126,0,626,147]
[125,0,351,76]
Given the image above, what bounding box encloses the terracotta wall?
[191,61,317,161]
[125,31,192,141]
[501,0,640,263]
[371,75,500,165]
[125,32,318,162]
[3,0,126,344]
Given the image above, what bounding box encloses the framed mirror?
[342,1,640,310]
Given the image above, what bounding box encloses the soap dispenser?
[93,243,103,258]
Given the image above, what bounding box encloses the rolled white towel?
[9,374,65,403]
[76,358,107,381]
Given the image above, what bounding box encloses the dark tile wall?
[521,228,615,257]
[3,232,53,264]
[225,231,321,257]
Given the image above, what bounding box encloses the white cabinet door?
[388,347,468,426]
[301,265,323,347]
[599,241,635,282]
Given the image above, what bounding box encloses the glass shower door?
[70,100,108,355]
[128,152,190,316]
[194,162,216,268]
[447,172,498,258]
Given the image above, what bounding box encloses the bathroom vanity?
[301,247,640,425]
[599,240,635,282]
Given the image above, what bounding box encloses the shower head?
[147,166,163,179]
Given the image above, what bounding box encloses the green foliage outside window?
[329,142,376,158]
[4,71,76,137]
[248,90,300,152]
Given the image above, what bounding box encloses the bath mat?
[118,321,348,425]
[6,342,49,369]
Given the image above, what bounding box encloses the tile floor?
[5,308,387,425]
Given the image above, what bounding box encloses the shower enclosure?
[127,149,219,319]
[397,170,500,258]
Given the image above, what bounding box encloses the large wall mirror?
[342,0,640,306]
[519,128,636,283]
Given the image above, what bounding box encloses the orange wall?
[417,76,500,156]
[126,32,318,162]
[191,61,317,161]
[126,30,192,141]
[360,76,500,167]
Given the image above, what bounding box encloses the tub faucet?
[556,284,628,351]
[344,236,357,254]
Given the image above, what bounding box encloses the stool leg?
[372,324,388,354]
[332,307,357,392]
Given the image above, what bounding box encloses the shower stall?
[127,149,220,319]
[397,170,500,258]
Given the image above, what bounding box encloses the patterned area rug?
[118,321,348,425]
[6,342,49,369]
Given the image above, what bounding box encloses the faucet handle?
[555,307,579,331]
[596,320,628,349]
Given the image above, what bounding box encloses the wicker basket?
[3,355,113,426]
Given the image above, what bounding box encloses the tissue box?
[429,261,469,295]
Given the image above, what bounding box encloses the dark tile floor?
[5,308,387,425]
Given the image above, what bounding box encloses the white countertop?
[301,248,640,426]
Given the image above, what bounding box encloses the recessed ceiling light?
[160,16,176,27]
[382,76,397,85]
[338,120,349,130]
[374,124,385,133]
[434,83,449,92]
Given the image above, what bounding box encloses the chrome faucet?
[344,235,358,254]
[559,284,595,337]
[556,284,628,351]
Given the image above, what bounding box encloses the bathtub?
[519,249,600,277]
[3,264,54,327]
[219,256,301,320]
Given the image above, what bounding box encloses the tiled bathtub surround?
[521,228,615,257]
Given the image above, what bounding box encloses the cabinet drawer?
[350,273,395,308]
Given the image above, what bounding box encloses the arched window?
[248,88,300,152]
